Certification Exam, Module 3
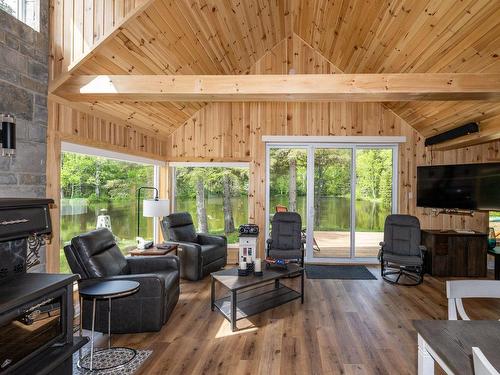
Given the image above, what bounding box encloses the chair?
[473,347,500,375]
[446,280,500,320]
[267,212,304,266]
[161,212,227,281]
[378,214,426,286]
[274,205,320,252]
[64,228,180,333]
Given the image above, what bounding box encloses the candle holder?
[238,268,249,276]
[246,262,255,273]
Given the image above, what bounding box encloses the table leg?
[108,298,111,349]
[495,254,500,280]
[211,276,215,311]
[79,296,83,359]
[231,290,237,332]
[301,269,304,304]
[418,334,435,375]
[275,279,280,289]
[90,298,96,371]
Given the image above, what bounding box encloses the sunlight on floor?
[214,319,258,338]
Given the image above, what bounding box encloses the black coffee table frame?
[210,264,304,331]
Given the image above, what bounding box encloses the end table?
[129,244,178,256]
[78,280,140,371]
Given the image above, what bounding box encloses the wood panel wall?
[167,34,498,255]
[49,0,149,83]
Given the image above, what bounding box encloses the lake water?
[175,195,390,232]
[60,195,389,272]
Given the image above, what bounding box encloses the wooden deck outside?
[313,231,383,258]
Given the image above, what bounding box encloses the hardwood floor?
[90,267,500,374]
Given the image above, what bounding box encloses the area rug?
[73,348,152,375]
[305,265,377,280]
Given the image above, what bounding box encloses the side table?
[488,247,500,280]
[78,280,140,371]
[129,244,178,256]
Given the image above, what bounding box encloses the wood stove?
[0,199,87,375]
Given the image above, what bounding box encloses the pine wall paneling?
[166,34,496,255]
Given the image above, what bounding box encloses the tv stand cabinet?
[421,230,487,277]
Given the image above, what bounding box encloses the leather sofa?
[161,212,227,281]
[64,228,179,333]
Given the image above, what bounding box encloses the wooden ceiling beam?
[56,73,500,102]
[431,115,500,150]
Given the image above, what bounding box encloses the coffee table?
[210,263,304,331]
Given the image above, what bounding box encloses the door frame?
[265,143,399,265]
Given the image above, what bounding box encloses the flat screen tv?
[417,163,500,211]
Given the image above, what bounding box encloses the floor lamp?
[136,186,170,241]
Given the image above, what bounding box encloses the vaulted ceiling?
[52,0,500,146]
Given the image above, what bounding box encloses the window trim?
[62,142,166,166]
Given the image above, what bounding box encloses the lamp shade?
[143,199,169,217]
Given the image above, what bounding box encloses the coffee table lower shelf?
[214,283,301,325]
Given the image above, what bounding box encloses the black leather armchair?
[160,212,227,281]
[64,228,180,333]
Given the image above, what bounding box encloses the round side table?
[78,280,140,372]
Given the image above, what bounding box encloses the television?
[417,163,500,211]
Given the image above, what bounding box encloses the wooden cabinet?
[421,230,487,277]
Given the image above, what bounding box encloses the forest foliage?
[61,153,154,202]
[269,148,392,207]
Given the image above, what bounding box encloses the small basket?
[237,268,249,276]
[246,262,255,273]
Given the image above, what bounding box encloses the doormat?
[73,348,152,374]
[305,265,377,280]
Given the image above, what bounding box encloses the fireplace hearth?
[0,199,87,375]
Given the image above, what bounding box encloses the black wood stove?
[0,199,87,375]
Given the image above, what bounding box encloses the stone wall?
[0,2,49,272]
[0,1,48,198]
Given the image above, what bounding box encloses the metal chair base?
[381,262,424,286]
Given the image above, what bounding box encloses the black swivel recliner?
[64,228,180,333]
[378,214,426,286]
[161,212,227,281]
[267,212,305,266]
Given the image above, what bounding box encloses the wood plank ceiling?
[59,0,500,143]
[72,0,288,136]
[294,0,500,138]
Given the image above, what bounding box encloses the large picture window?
[173,164,249,244]
[1,0,40,31]
[60,149,156,273]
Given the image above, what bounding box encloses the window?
[172,164,249,244]
[1,0,39,31]
[59,150,156,273]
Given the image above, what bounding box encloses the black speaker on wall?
[424,122,479,147]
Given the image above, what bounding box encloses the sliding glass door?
[354,147,394,258]
[266,143,397,263]
[312,148,352,258]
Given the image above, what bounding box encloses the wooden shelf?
[214,283,301,322]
